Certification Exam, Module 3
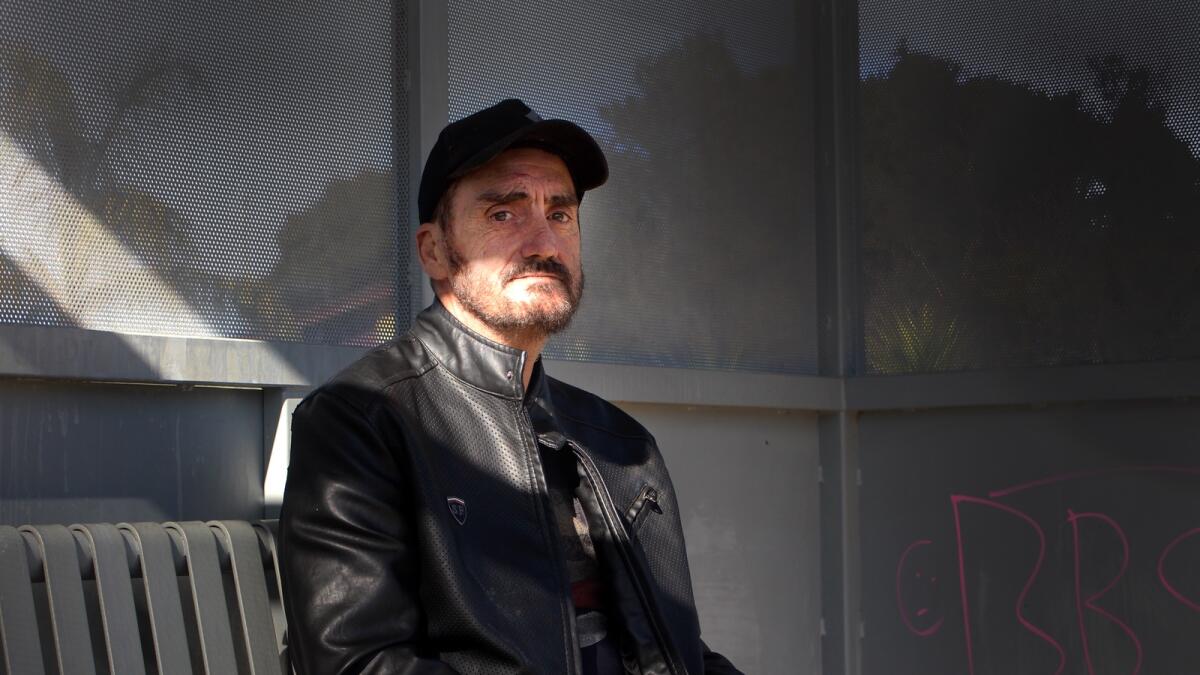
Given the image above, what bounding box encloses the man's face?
[439,147,584,338]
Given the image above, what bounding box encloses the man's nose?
[519,214,560,260]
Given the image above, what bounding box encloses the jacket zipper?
[568,442,686,675]
[627,484,663,533]
[522,409,582,675]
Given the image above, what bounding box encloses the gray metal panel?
[120,522,194,675]
[858,399,1200,675]
[617,403,822,674]
[0,526,46,675]
[0,379,263,527]
[168,522,239,675]
[211,521,282,675]
[72,524,146,675]
[22,525,97,675]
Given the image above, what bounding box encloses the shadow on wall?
[861,46,1200,374]
[0,42,398,360]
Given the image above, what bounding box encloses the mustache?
[503,258,572,285]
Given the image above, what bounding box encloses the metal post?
[814,0,864,670]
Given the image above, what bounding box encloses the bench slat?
[74,524,147,675]
[168,521,239,675]
[213,521,283,675]
[22,525,98,675]
[252,520,288,667]
[120,522,194,675]
[0,526,47,675]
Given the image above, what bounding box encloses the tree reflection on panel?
[560,33,816,373]
[861,46,1200,374]
[0,44,397,346]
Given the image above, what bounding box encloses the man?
[279,99,742,675]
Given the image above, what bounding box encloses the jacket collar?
[524,358,562,428]
[412,301,529,400]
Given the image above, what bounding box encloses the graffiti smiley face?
[897,539,946,637]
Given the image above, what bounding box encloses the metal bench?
[0,521,287,675]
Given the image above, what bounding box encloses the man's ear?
[416,221,450,282]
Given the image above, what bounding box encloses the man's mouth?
[512,273,564,282]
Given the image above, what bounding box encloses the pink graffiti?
[898,466,1200,672]
[896,539,944,637]
[1067,510,1143,675]
[952,494,1067,675]
[1157,527,1200,614]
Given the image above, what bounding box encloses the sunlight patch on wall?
[0,132,213,338]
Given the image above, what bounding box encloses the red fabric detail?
[571,578,604,610]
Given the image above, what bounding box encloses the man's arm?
[278,388,459,675]
[701,639,745,675]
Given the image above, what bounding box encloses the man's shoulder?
[300,333,433,416]
[544,375,654,443]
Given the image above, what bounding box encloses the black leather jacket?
[279,302,742,675]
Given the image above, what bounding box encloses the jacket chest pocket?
[624,483,663,535]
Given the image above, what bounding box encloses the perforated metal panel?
[859,0,1200,373]
[448,0,819,374]
[0,1,406,346]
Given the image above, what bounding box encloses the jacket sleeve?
[278,388,460,675]
[701,639,745,675]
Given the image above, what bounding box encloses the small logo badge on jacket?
[447,497,467,525]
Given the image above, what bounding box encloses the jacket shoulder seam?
[411,334,523,401]
[319,338,434,417]
[377,356,435,391]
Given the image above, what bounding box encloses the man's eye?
[491,211,511,222]
[550,211,571,222]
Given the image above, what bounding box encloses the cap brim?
[449,119,608,194]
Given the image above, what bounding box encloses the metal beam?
[412,0,449,317]
[0,323,360,387]
[546,359,843,411]
[845,359,1200,410]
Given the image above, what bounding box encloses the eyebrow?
[548,193,579,209]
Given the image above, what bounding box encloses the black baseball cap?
[418,99,609,223]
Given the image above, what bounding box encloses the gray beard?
[445,239,584,340]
